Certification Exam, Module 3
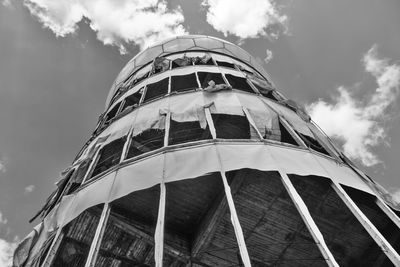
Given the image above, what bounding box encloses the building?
[13,35,400,266]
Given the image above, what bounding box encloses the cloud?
[23,0,186,53]
[307,45,400,166]
[264,49,273,64]
[202,0,288,39]
[0,238,17,267]
[24,185,35,194]
[1,0,12,8]
[0,156,7,173]
[0,212,7,226]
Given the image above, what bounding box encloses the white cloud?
[0,212,7,225]
[24,185,35,194]
[23,0,187,53]
[264,49,273,64]
[202,0,288,39]
[0,238,17,267]
[1,0,12,8]
[0,156,7,173]
[307,45,400,166]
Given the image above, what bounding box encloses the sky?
[0,0,400,265]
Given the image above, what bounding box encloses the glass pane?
[224,43,251,62]
[163,38,195,53]
[134,45,163,66]
[290,175,393,266]
[127,129,165,158]
[211,114,251,139]
[170,73,198,93]
[194,37,224,49]
[168,119,212,145]
[143,78,169,103]
[51,205,104,267]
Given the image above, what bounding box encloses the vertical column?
[205,107,251,266]
[41,231,64,267]
[84,203,111,267]
[154,181,166,267]
[330,181,400,265]
[279,171,339,267]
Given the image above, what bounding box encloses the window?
[197,72,226,88]
[296,131,330,155]
[211,114,250,139]
[249,77,277,100]
[193,54,214,65]
[142,77,169,103]
[171,56,192,69]
[225,74,255,94]
[121,88,143,112]
[170,73,198,93]
[90,138,125,179]
[168,119,212,145]
[127,129,165,158]
[216,60,235,69]
[104,102,122,124]
[278,120,298,146]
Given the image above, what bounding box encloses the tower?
[13,35,400,266]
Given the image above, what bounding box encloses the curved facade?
[14,36,400,267]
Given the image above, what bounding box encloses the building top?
[105,35,270,108]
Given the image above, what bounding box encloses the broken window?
[120,88,143,113]
[171,55,193,69]
[216,60,235,69]
[197,71,228,91]
[150,57,170,75]
[296,131,330,156]
[89,138,125,180]
[279,119,298,146]
[211,114,251,139]
[225,74,255,94]
[51,205,103,266]
[248,76,277,100]
[168,119,212,145]
[192,53,214,65]
[104,102,122,124]
[170,73,199,93]
[142,77,169,103]
[128,64,152,87]
[93,186,161,266]
[127,129,165,158]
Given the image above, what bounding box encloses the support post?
[331,181,400,266]
[154,181,166,267]
[278,171,339,267]
[41,231,64,267]
[84,203,111,267]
